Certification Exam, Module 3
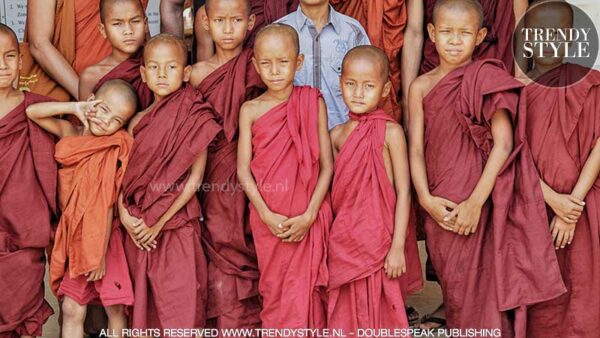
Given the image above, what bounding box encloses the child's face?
[428,8,487,67]
[141,43,191,99]
[299,0,329,7]
[204,0,255,51]
[100,1,148,55]
[0,33,20,90]
[340,58,391,114]
[88,92,135,136]
[525,5,572,69]
[253,33,303,92]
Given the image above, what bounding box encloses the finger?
[443,208,459,222]
[555,230,565,249]
[551,224,559,243]
[559,230,569,248]
[442,198,458,209]
[568,195,585,206]
[567,229,574,246]
[437,222,454,231]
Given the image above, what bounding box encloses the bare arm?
[135,151,209,245]
[28,0,80,98]
[26,101,91,138]
[445,109,513,235]
[160,0,186,37]
[78,68,98,101]
[571,139,600,200]
[400,0,424,128]
[237,102,289,235]
[384,123,411,278]
[194,6,215,62]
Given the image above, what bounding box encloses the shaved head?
[254,23,300,56]
[205,0,251,16]
[342,45,390,82]
[0,23,19,52]
[526,0,574,27]
[144,33,189,65]
[433,0,484,28]
[99,0,145,22]
[95,79,139,113]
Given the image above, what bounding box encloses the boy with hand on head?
[408,0,566,333]
[118,34,221,334]
[327,45,422,332]
[189,0,264,331]
[79,0,153,109]
[0,24,56,338]
[277,0,370,129]
[237,24,332,329]
[27,79,137,338]
[522,1,600,337]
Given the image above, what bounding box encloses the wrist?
[303,209,318,223]
[467,193,486,207]
[418,193,433,208]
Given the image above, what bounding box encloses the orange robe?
[50,131,133,299]
[331,0,406,121]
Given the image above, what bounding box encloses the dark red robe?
[197,48,263,329]
[92,50,153,110]
[245,0,299,48]
[122,85,221,333]
[328,110,421,331]
[249,86,329,329]
[421,59,565,334]
[420,0,516,75]
[525,64,600,338]
[0,93,57,337]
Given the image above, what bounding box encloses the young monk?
[327,45,422,332]
[408,0,566,334]
[277,0,370,129]
[238,24,332,329]
[522,2,600,337]
[26,79,137,338]
[0,23,56,338]
[79,0,153,109]
[117,34,221,334]
[189,0,263,331]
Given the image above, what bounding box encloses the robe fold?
[330,0,406,120]
[327,110,421,332]
[0,93,57,337]
[249,86,330,329]
[197,48,263,327]
[92,50,154,110]
[50,131,133,296]
[421,59,565,333]
[420,0,515,75]
[122,85,221,332]
[525,64,600,338]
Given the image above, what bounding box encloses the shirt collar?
[294,5,342,34]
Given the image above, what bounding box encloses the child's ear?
[382,80,392,98]
[140,66,147,83]
[144,16,150,35]
[475,27,488,46]
[87,94,96,101]
[248,14,257,31]
[183,65,193,82]
[99,23,107,39]
[427,23,436,43]
[296,54,305,72]
[18,52,22,71]
[201,7,210,32]
[251,57,260,75]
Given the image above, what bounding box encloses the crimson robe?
[0,93,57,337]
[197,48,263,328]
[525,64,600,338]
[249,86,329,329]
[92,50,153,110]
[330,0,406,120]
[245,0,299,48]
[421,59,565,333]
[122,85,221,332]
[420,0,515,75]
[328,110,422,331]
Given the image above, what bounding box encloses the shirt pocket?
[328,57,344,97]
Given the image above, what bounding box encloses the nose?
[124,22,133,35]
[158,67,167,78]
[224,19,233,34]
[449,32,462,44]
[354,84,364,98]
[269,63,280,76]
[0,57,7,69]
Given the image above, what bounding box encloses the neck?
[438,58,473,75]
[214,45,243,66]
[300,2,330,31]
[111,47,136,63]
[0,86,20,100]
[265,84,294,103]
[533,62,562,77]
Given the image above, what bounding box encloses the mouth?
[156,83,169,88]
[445,49,463,56]
[222,38,235,44]
[269,79,284,84]
[351,101,365,106]
[123,39,138,45]
[92,120,107,132]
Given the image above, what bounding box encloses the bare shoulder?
[190,60,217,87]
[127,107,150,135]
[385,120,407,147]
[329,123,345,150]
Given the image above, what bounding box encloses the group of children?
[1,0,599,337]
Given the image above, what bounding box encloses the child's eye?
[366,84,375,89]
[346,82,354,87]
[215,19,223,23]
[169,65,176,69]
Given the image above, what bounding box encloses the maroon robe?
[328,110,421,331]
[421,59,565,334]
[92,50,153,110]
[245,0,299,48]
[197,48,263,328]
[249,86,329,329]
[122,85,221,332]
[0,93,57,337]
[525,64,600,338]
[420,0,516,75]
